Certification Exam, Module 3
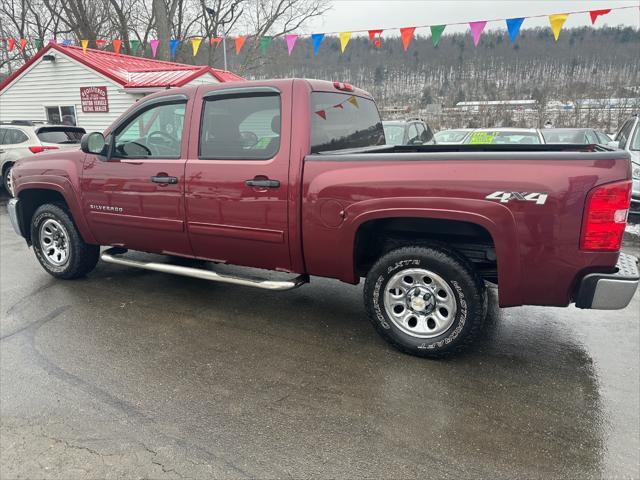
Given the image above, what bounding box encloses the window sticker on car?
[468,132,497,144]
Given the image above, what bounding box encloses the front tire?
[31,204,99,279]
[364,245,487,358]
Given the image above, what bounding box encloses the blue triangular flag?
[62,39,72,46]
[311,33,325,56]
[506,18,525,44]
[170,38,180,59]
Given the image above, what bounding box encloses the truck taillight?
[580,180,631,251]
[29,146,59,154]
[333,81,354,92]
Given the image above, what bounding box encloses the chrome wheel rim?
[383,268,457,338]
[39,219,70,266]
[5,167,14,196]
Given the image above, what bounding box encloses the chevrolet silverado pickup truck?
[7,79,640,358]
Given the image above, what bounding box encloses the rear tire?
[3,163,14,196]
[364,245,487,358]
[31,203,99,279]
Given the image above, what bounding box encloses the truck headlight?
[634,166,640,180]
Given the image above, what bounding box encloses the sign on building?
[80,86,109,113]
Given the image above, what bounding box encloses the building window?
[45,106,77,126]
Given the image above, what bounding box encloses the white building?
[0,43,243,132]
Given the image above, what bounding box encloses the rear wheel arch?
[353,215,500,283]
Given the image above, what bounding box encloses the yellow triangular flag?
[339,31,352,53]
[81,39,89,53]
[191,37,202,57]
[548,14,569,41]
[347,95,358,108]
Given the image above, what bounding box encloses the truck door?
[184,86,292,272]
[81,95,193,257]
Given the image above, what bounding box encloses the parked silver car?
[0,121,86,196]
[612,114,640,217]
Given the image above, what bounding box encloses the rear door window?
[3,129,29,144]
[310,92,384,153]
[199,93,281,160]
[615,120,633,148]
[37,127,86,144]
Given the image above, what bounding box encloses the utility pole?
[206,5,233,71]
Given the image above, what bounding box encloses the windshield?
[632,126,640,151]
[434,130,469,143]
[37,127,85,144]
[465,131,541,145]
[542,130,587,144]
[310,92,385,153]
[383,124,405,145]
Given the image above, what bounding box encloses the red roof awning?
[0,43,244,92]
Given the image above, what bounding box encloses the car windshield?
[542,130,587,144]
[37,127,86,144]
[434,130,469,143]
[632,126,640,151]
[310,92,385,153]
[383,124,405,145]
[466,131,541,145]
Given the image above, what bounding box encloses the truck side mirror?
[81,132,106,156]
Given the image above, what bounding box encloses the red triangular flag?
[589,9,611,24]
[315,110,326,120]
[210,37,222,46]
[96,39,106,49]
[400,27,415,51]
[334,103,344,109]
[368,29,383,48]
[7,38,15,51]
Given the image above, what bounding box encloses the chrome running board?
[100,247,309,291]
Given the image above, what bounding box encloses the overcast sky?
[306,0,640,35]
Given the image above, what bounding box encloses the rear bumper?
[575,253,639,309]
[7,198,25,238]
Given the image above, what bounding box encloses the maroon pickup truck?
[7,79,639,358]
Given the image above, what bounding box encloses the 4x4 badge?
[485,191,548,205]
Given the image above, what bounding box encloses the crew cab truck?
[7,79,639,358]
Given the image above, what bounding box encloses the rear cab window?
[37,127,86,144]
[310,92,385,153]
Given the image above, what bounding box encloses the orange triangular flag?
[19,38,27,51]
[400,27,415,51]
[81,39,89,53]
[235,36,246,54]
[112,39,122,54]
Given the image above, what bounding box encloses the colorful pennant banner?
[2,5,630,62]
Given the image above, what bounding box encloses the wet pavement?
[1,192,639,479]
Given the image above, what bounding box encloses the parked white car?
[612,114,640,217]
[433,128,474,144]
[0,121,86,196]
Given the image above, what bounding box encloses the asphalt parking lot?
[1,192,638,479]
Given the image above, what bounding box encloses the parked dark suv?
[382,118,435,145]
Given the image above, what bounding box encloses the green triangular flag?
[260,36,272,55]
[34,38,44,49]
[130,39,140,56]
[430,25,446,47]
